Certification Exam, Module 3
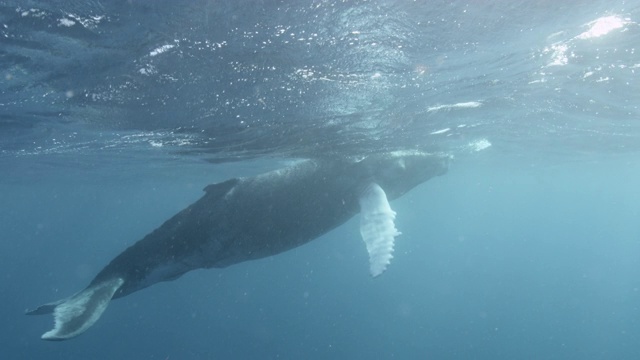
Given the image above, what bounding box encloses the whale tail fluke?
[26,277,124,341]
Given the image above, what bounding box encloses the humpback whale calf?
[27,151,448,340]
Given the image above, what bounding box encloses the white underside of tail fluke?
[359,183,401,277]
[42,277,124,341]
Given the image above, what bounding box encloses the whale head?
[358,151,449,200]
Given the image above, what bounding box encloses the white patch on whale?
[359,183,400,277]
[42,278,124,340]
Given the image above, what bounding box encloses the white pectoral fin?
[40,277,124,341]
[359,183,401,277]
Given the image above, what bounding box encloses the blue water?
[1,0,640,359]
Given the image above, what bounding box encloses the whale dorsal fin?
[30,278,124,340]
[358,183,401,277]
[203,178,240,197]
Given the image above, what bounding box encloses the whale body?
[27,151,448,340]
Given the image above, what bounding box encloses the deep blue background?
[1,0,640,358]
[2,155,640,359]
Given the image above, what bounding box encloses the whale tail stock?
[26,278,124,341]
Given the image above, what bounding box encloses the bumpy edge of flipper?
[359,183,401,277]
[26,277,124,341]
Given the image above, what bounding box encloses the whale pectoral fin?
[29,277,124,341]
[358,183,401,277]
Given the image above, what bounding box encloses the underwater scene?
[1,1,640,359]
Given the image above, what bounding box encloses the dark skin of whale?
[97,152,448,298]
[27,151,448,339]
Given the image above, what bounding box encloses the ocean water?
[1,0,640,359]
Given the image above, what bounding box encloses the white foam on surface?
[58,18,75,27]
[150,44,175,57]
[468,139,492,152]
[576,16,629,40]
[427,101,482,112]
[430,128,450,135]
